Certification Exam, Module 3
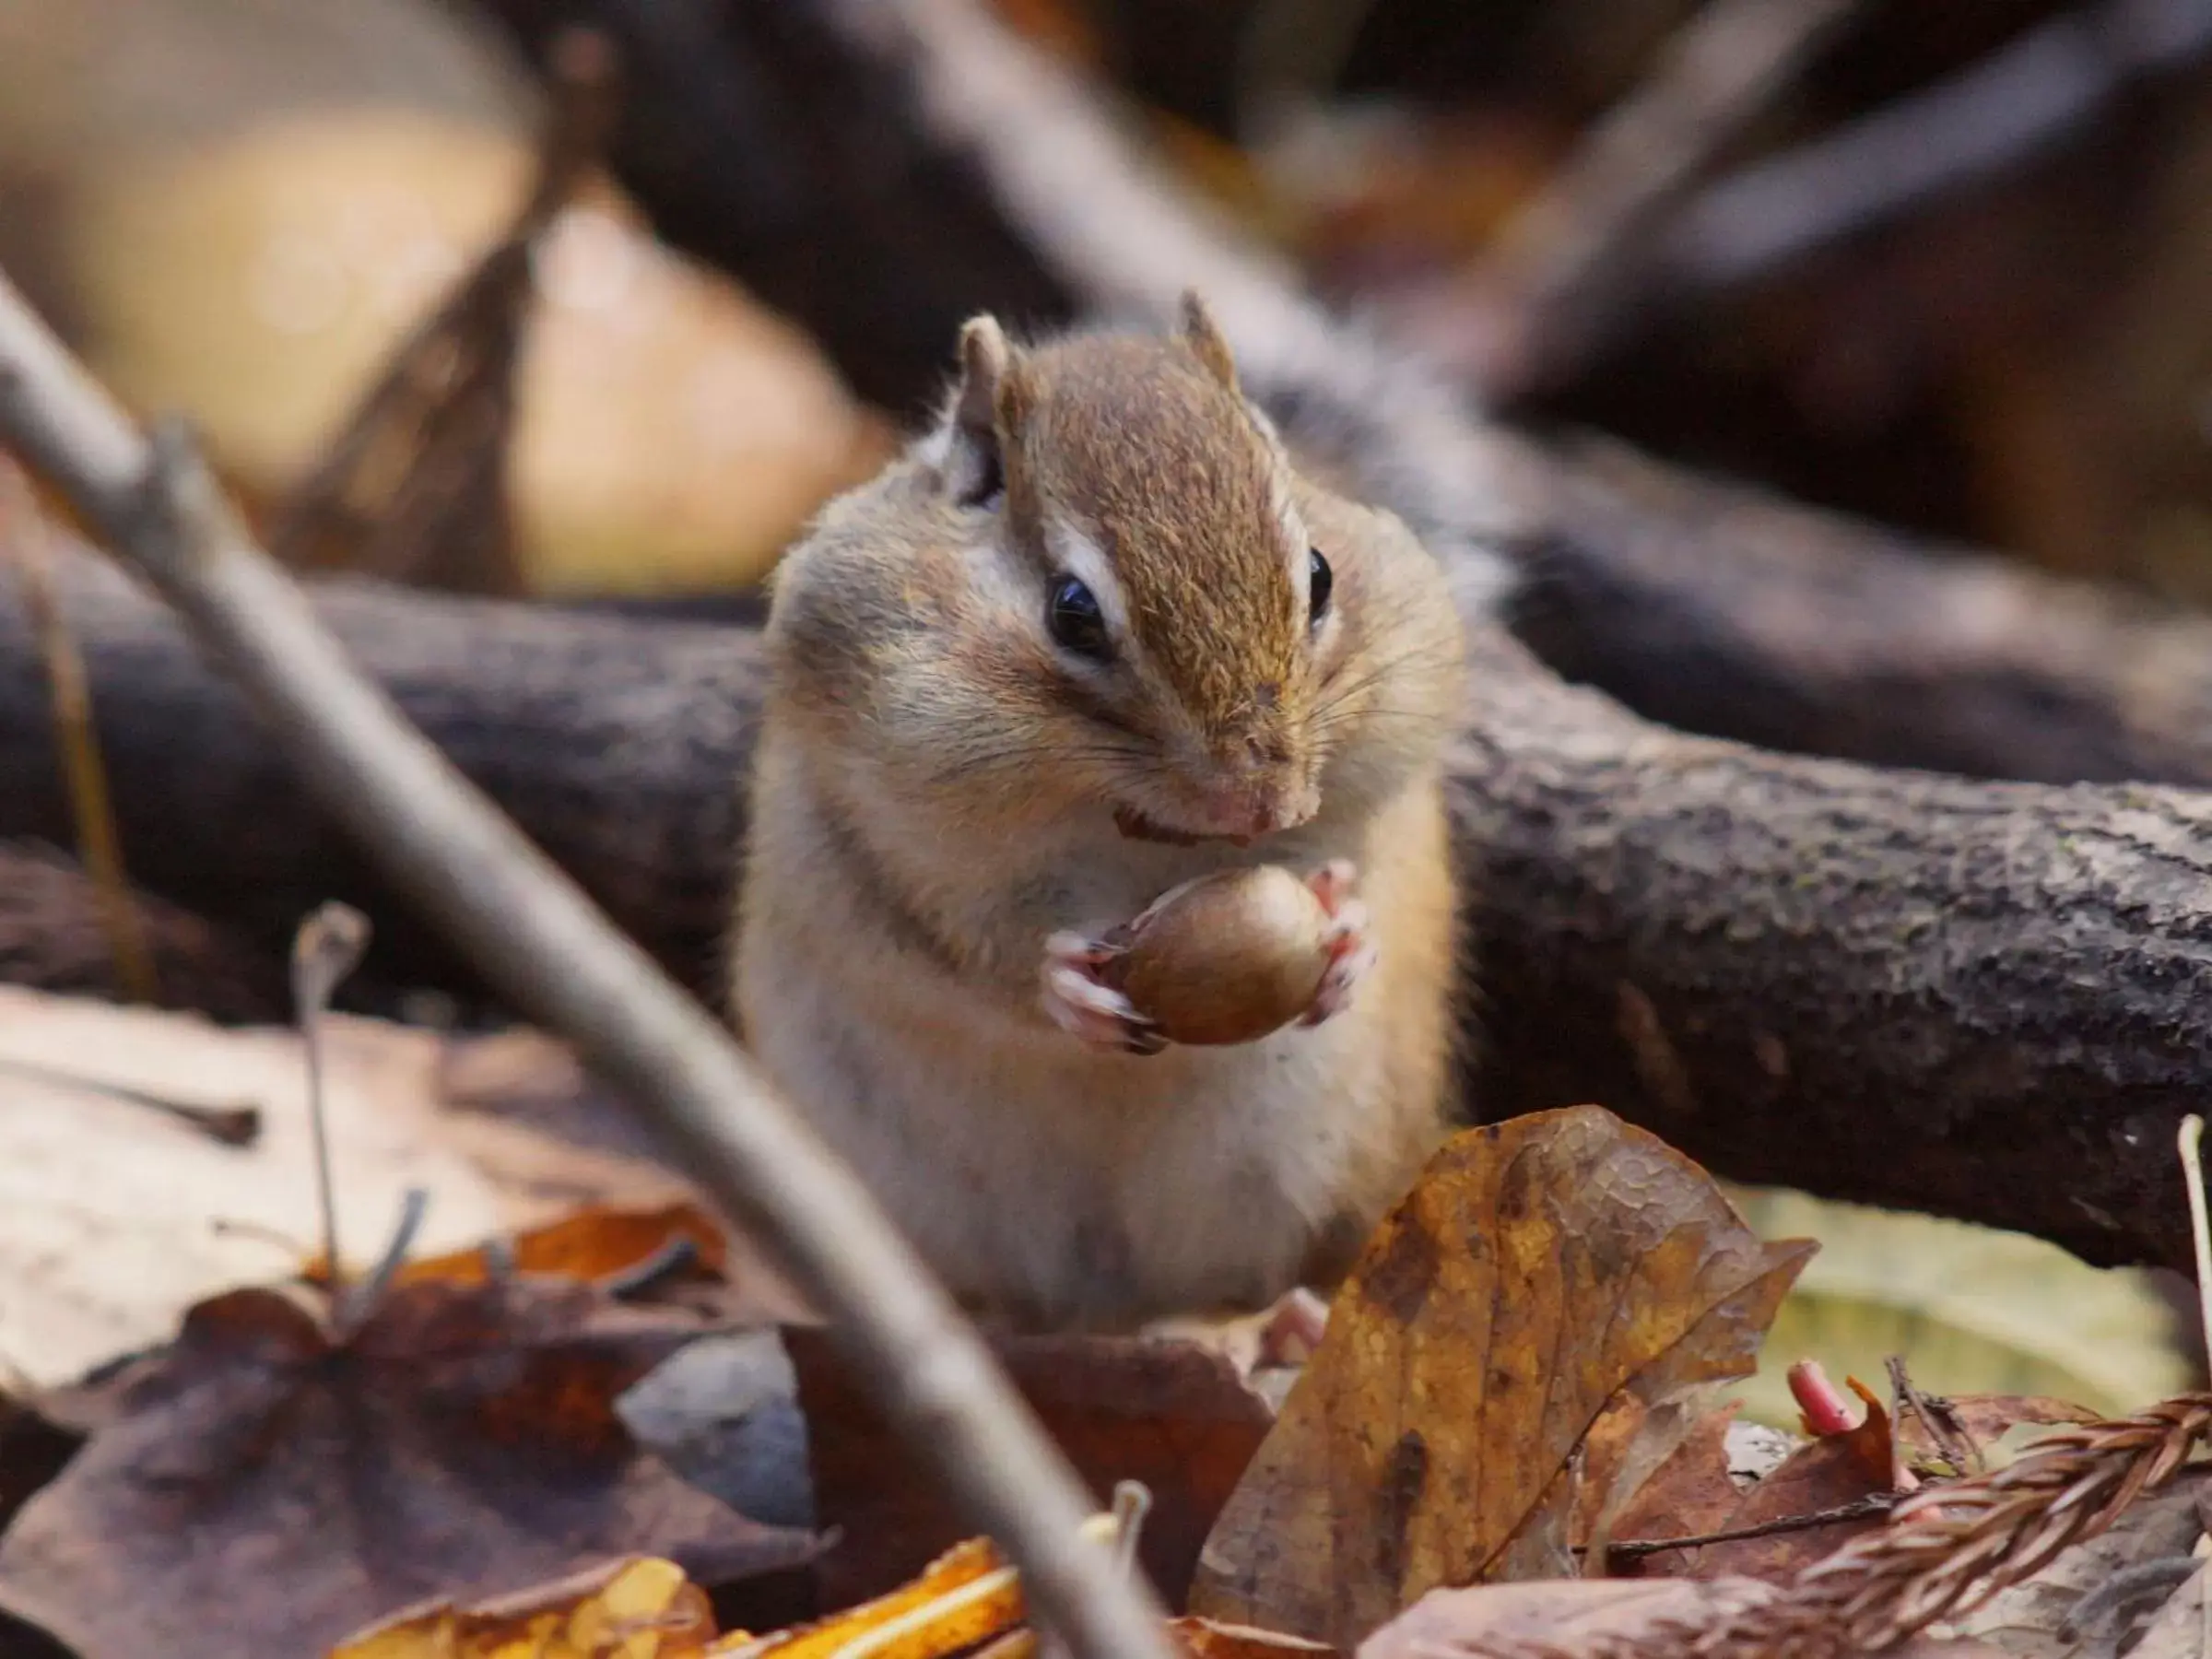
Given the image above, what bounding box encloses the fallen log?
[1,539,2204,1272]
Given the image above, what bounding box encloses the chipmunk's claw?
[1255,1286,1331,1366]
[1300,860,1374,1028]
[1042,930,1166,1054]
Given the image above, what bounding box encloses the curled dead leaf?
[1190,1107,1815,1649]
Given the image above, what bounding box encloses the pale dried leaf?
[0,987,679,1385]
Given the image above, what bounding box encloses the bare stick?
[1596,1491,1900,1561]
[2179,1115,2211,1375]
[0,457,158,1003]
[291,900,371,1293]
[0,268,1170,1659]
[335,1184,430,1336]
[1886,1356,1981,1477]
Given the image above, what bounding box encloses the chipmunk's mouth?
[1112,805,1253,849]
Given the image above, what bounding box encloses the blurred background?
[6,0,2212,603]
[0,0,2202,1417]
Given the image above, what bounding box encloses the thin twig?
[1887,1356,1981,1477]
[1543,1395,2212,1659]
[290,901,371,1295]
[1599,1492,1900,1562]
[0,457,159,1003]
[600,1235,700,1298]
[0,266,1170,1659]
[334,1185,430,1336]
[0,1054,259,1146]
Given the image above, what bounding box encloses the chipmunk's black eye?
[1308,547,1334,625]
[1047,574,1112,660]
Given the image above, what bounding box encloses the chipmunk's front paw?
[1042,931,1167,1055]
[1299,860,1375,1028]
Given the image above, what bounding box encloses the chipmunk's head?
[930,292,1336,844]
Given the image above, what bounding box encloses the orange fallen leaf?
[337,1534,1034,1659]
[382,1202,730,1288]
[717,1537,1019,1659]
[335,1555,715,1659]
[1189,1107,1815,1649]
[1171,1616,1340,1659]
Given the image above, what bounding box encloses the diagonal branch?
[0,268,1173,1659]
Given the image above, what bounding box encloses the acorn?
[1105,866,1333,1046]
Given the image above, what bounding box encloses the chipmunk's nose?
[1192,751,1318,840]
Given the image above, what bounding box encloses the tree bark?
[1451,622,2212,1275]
[3,538,2206,1273]
[0,552,758,998]
[1497,436,2212,787]
[0,841,287,1019]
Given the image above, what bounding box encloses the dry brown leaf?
[788,1329,1275,1611]
[0,1277,816,1659]
[1586,1406,1746,1577]
[335,1555,717,1659]
[60,105,888,593]
[1618,1373,1900,1583]
[1189,1107,1815,1649]
[1680,1435,1895,1582]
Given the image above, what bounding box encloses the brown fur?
[732,295,1468,1329]
[1021,343,1300,730]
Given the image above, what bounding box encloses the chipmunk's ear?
[945,314,1017,506]
[1176,290,1240,394]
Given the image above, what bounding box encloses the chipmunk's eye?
[1047,574,1112,660]
[1308,548,1334,625]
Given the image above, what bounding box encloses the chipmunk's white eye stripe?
[1253,424,1309,573]
[1042,519,1130,640]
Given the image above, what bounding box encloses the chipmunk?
[733,292,1465,1333]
